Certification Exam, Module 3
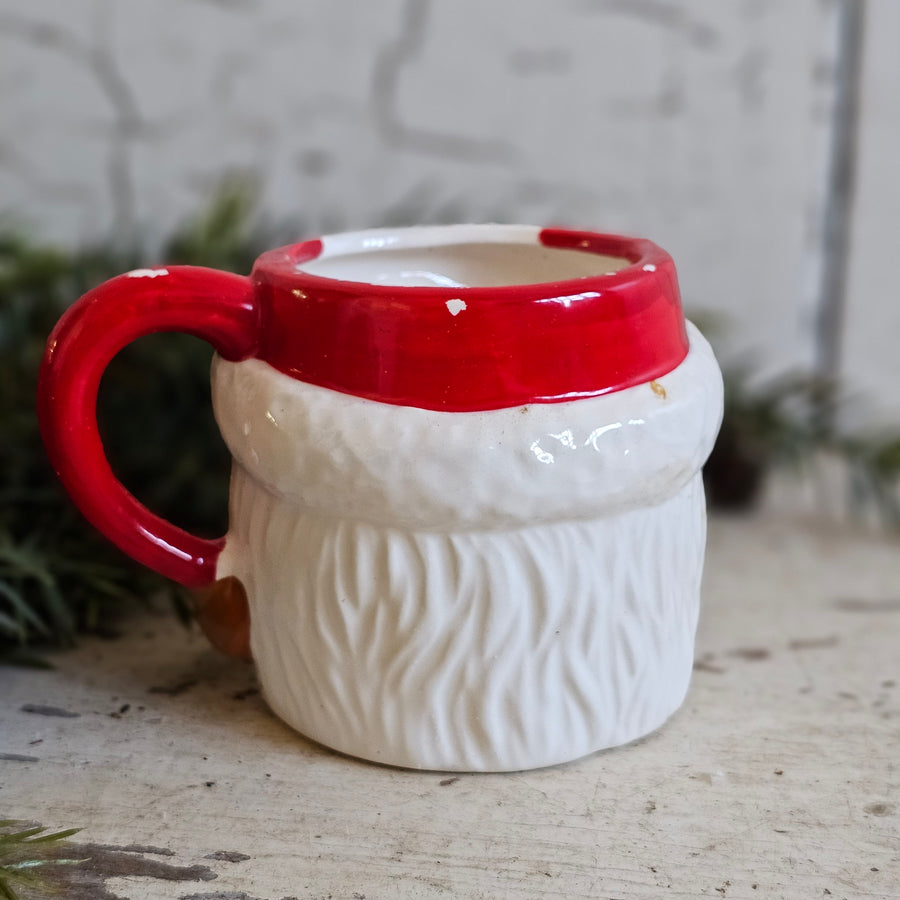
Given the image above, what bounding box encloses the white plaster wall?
[0,0,839,373]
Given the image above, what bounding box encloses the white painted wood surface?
[2,513,899,899]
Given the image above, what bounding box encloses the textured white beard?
[221,471,706,771]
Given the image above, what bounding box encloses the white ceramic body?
[212,322,723,771]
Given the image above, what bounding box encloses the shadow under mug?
[38,224,722,771]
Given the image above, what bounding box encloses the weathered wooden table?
[2,513,898,899]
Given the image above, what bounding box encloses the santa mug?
[39,224,722,771]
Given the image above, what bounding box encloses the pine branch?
[0,175,269,657]
[0,821,85,900]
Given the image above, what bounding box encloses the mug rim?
[248,223,689,412]
[253,223,669,299]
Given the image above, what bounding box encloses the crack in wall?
[371,0,513,164]
[572,0,719,48]
[734,46,769,112]
[0,2,143,238]
[91,0,141,237]
[210,50,254,106]
[813,0,865,383]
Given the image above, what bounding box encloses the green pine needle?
[0,821,85,900]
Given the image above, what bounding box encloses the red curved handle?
[38,266,259,587]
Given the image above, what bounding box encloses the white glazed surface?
[211,323,722,771]
[212,323,721,532]
[300,224,629,287]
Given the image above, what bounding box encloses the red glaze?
[38,228,688,587]
[38,267,257,587]
[251,229,688,410]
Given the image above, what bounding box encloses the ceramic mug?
[39,224,723,771]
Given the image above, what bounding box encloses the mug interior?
[301,243,629,288]
[296,225,629,288]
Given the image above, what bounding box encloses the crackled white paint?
[1,2,894,405]
[0,0,844,378]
